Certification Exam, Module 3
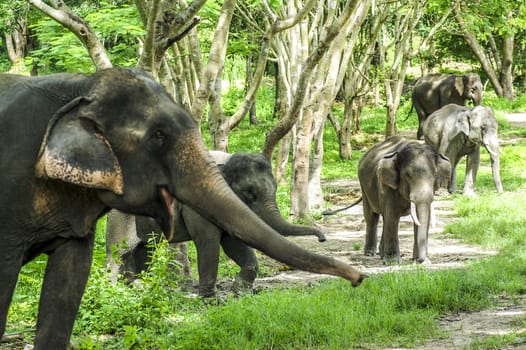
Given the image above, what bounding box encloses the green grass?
[4,93,526,349]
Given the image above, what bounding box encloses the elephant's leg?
[363,198,380,256]
[380,201,402,264]
[183,208,222,297]
[463,148,480,197]
[171,242,193,280]
[194,235,222,297]
[448,159,460,194]
[485,138,503,193]
[34,234,94,350]
[106,210,141,283]
[0,244,24,340]
[221,235,258,294]
[119,241,150,282]
[414,103,427,140]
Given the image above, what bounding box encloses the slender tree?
[382,0,426,137]
[452,0,524,99]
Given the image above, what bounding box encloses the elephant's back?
[359,136,407,175]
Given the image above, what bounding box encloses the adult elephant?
[0,68,365,350]
[422,104,503,196]
[359,136,450,264]
[106,152,327,297]
[412,73,483,139]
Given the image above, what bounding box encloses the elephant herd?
[0,68,503,349]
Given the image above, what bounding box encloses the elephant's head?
[36,68,362,284]
[465,106,499,151]
[456,73,483,106]
[378,143,451,202]
[221,153,326,242]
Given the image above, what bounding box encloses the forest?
[1,0,526,349]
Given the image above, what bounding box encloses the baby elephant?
[423,104,503,196]
[106,152,326,297]
[359,136,451,264]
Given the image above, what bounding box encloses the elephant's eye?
[151,129,167,147]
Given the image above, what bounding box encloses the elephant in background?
[106,152,327,297]
[422,104,503,196]
[358,136,451,264]
[412,73,483,139]
[0,69,365,349]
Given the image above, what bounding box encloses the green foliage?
[74,236,203,349]
[484,93,526,113]
[444,192,526,250]
[27,2,143,73]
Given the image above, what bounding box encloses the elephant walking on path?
[422,104,503,196]
[0,68,365,350]
[106,152,327,297]
[358,136,451,264]
[412,73,483,139]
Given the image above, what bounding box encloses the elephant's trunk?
[255,201,327,242]
[169,133,365,286]
[483,133,503,193]
[412,201,432,264]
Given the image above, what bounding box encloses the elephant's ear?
[35,96,124,194]
[458,110,471,137]
[377,152,399,190]
[454,76,464,96]
[434,154,451,191]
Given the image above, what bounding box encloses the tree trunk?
[275,131,292,184]
[453,4,505,97]
[208,65,229,151]
[4,18,28,74]
[289,0,372,219]
[382,0,424,137]
[263,1,358,160]
[336,1,386,157]
[190,0,235,125]
[245,56,259,125]
[501,31,514,99]
[308,118,325,210]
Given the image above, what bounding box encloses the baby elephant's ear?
[377,152,399,190]
[35,96,124,194]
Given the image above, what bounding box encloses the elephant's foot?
[462,188,476,197]
[232,276,254,296]
[364,246,377,256]
[233,266,257,296]
[381,254,401,265]
[198,285,217,298]
[413,257,431,264]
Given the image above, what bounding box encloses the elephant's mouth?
[160,187,176,240]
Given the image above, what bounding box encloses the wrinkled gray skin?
[412,73,483,139]
[358,136,451,264]
[106,152,327,297]
[0,69,365,350]
[423,104,503,196]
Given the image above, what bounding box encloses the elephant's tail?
[322,197,363,216]
[402,103,415,122]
